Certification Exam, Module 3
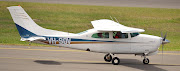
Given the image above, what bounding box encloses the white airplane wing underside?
[91,19,145,33]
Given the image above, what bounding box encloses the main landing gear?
[104,53,112,62]
[104,53,150,65]
[104,53,120,65]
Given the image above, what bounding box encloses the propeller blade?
[163,32,167,41]
[161,32,168,64]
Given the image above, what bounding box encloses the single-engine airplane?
[7,6,170,65]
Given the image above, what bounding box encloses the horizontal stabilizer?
[21,37,46,41]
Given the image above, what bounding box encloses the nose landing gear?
[143,57,150,64]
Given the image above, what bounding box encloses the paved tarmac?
[1,0,180,9]
[0,45,180,71]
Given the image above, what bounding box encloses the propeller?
[161,32,170,64]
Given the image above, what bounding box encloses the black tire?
[143,58,149,64]
[104,54,112,62]
[112,57,120,65]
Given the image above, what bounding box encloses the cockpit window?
[113,31,128,39]
[91,32,109,38]
[130,33,139,37]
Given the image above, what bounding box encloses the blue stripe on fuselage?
[45,37,115,42]
[71,39,114,42]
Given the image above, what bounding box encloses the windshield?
[130,33,139,37]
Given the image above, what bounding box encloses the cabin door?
[112,32,131,53]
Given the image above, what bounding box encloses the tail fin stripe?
[15,23,37,38]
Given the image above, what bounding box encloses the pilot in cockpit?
[114,32,122,38]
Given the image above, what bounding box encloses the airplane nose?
[162,39,170,44]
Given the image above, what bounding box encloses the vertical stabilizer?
[7,6,74,38]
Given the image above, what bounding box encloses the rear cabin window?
[91,32,109,38]
[130,33,139,37]
[113,31,128,39]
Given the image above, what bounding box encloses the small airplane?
[7,6,170,65]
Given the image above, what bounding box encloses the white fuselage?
[35,29,162,55]
[7,6,167,58]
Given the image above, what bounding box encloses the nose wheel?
[143,57,150,64]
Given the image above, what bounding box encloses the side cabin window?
[113,31,128,39]
[91,32,109,38]
[130,33,139,37]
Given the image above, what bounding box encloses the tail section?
[7,6,74,39]
[15,23,37,38]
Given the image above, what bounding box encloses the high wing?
[91,19,145,33]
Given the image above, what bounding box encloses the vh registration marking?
[47,37,71,44]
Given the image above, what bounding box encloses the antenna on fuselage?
[110,16,114,21]
[114,17,120,23]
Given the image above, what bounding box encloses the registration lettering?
[47,37,71,45]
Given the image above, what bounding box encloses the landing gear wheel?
[143,58,149,64]
[104,54,112,62]
[112,57,120,65]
